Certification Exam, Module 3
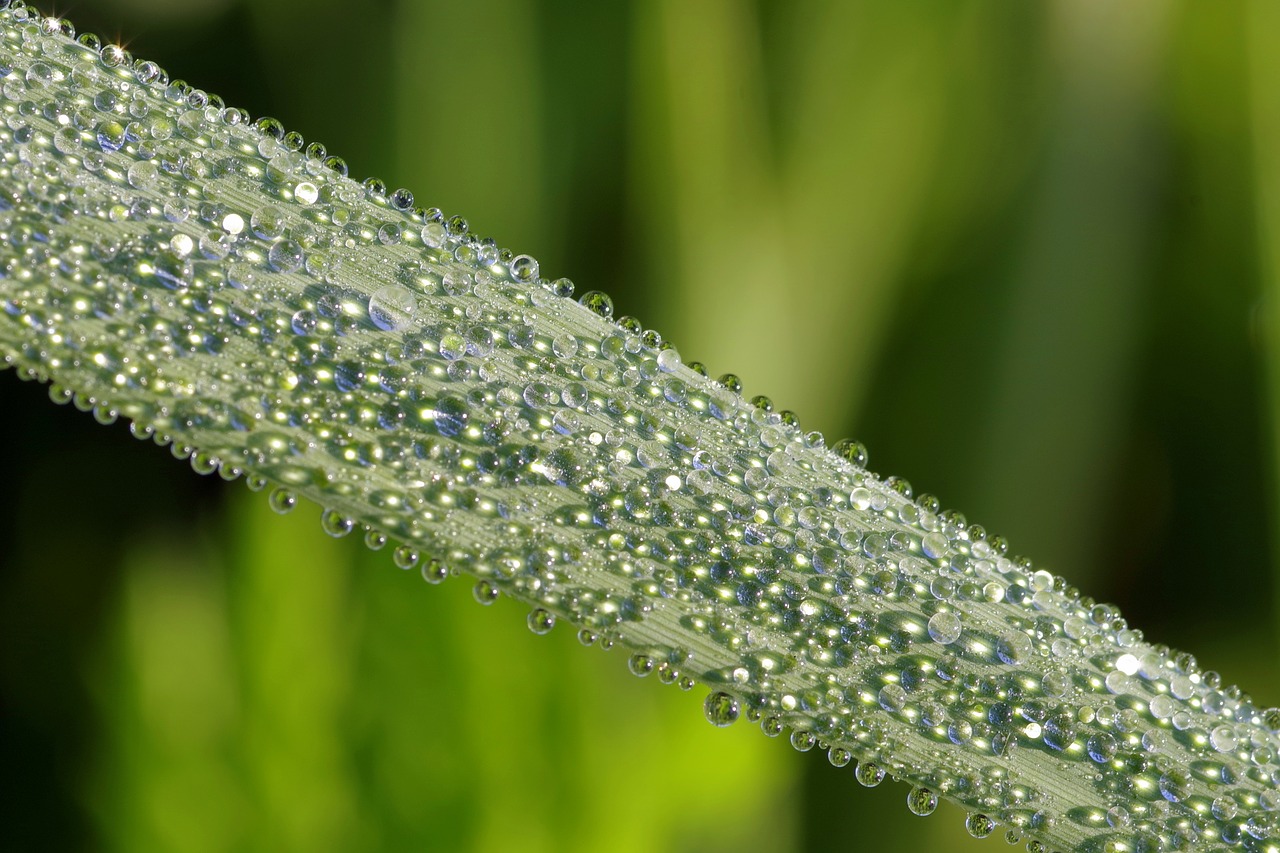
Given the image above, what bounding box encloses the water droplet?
[320,509,353,538]
[294,181,319,205]
[965,813,995,839]
[854,761,885,787]
[790,730,816,752]
[473,580,498,605]
[927,611,962,645]
[906,786,938,817]
[268,488,296,514]
[392,546,419,570]
[367,284,417,331]
[703,692,740,727]
[432,395,469,438]
[96,119,125,152]
[656,348,681,373]
[509,254,538,282]
[995,630,1033,665]
[628,654,654,677]
[421,559,448,584]
[833,438,868,468]
[579,290,613,319]
[920,531,949,559]
[527,608,555,635]
[267,239,304,273]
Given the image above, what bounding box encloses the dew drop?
[628,654,654,677]
[527,608,555,635]
[368,284,417,332]
[473,580,498,605]
[126,160,158,190]
[921,532,949,559]
[927,611,962,645]
[703,691,740,727]
[906,786,938,817]
[421,558,448,584]
[579,290,613,319]
[509,254,539,282]
[294,181,319,205]
[432,394,469,438]
[392,546,419,570]
[965,813,995,839]
[790,730,816,752]
[95,119,125,152]
[267,239,304,273]
[268,488,296,514]
[833,438,868,468]
[854,761,885,787]
[320,510,354,538]
[995,630,1033,665]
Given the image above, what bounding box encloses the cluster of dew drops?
[0,4,1278,851]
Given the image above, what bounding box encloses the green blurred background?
[1,1,1278,850]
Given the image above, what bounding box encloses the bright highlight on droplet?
[221,212,245,235]
[294,181,319,205]
[1115,653,1140,675]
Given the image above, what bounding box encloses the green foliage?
[2,3,1279,853]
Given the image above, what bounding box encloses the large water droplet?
[854,761,885,787]
[703,692,740,727]
[927,611,962,645]
[432,394,469,438]
[965,813,995,839]
[906,787,938,817]
[368,284,417,332]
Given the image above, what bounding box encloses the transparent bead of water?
[628,654,654,677]
[927,611,962,645]
[526,608,555,635]
[320,509,353,538]
[704,692,740,727]
[509,254,539,282]
[579,290,613,319]
[392,546,419,570]
[906,786,938,816]
[268,239,304,273]
[285,179,316,205]
[965,813,995,839]
[421,559,448,584]
[368,284,417,332]
[854,761,885,787]
[268,488,296,514]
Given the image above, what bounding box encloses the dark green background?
[2,1,1277,851]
